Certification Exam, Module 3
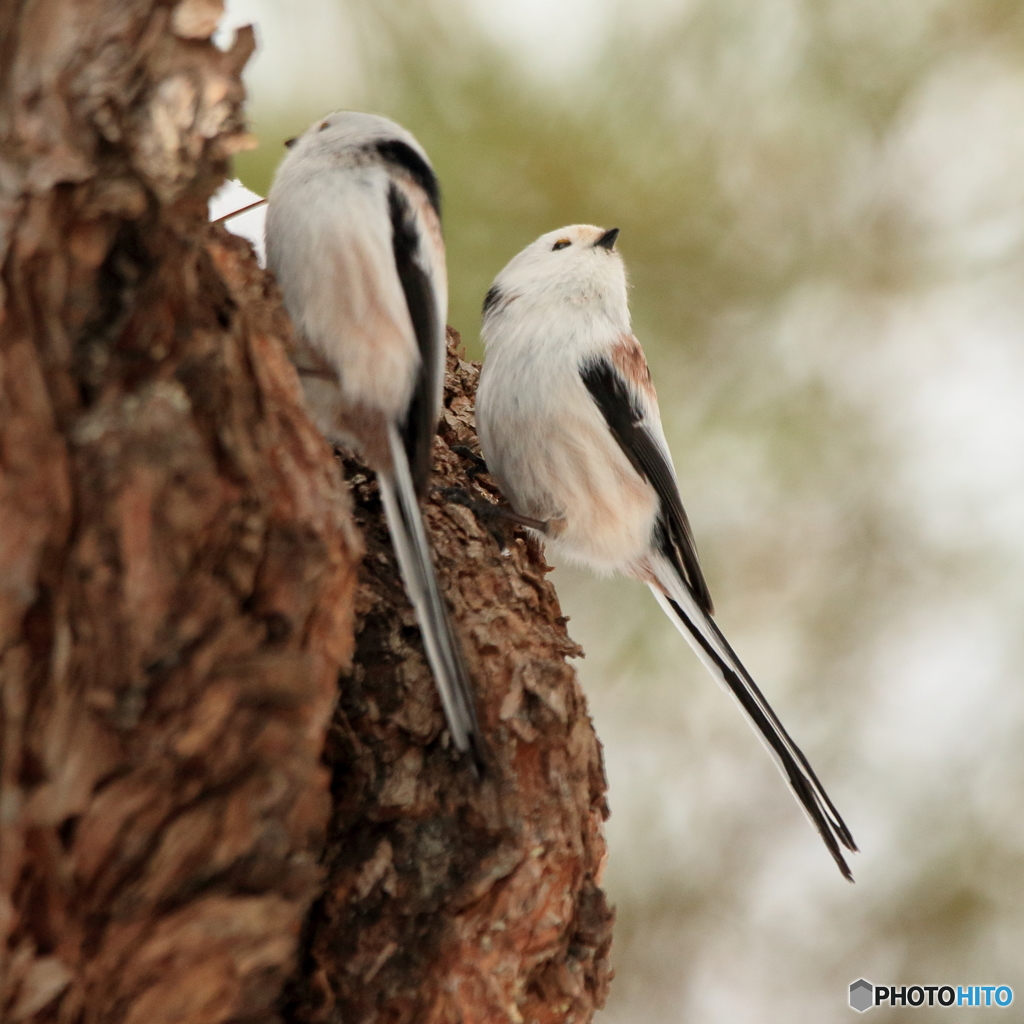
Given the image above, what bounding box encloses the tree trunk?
[281,342,613,1024]
[0,3,613,1023]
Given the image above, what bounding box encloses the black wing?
[388,182,442,497]
[376,140,441,217]
[580,356,714,615]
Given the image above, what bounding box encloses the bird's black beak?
[284,136,298,149]
[594,227,620,250]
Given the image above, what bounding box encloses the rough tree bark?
[281,344,613,1024]
[0,2,613,1023]
[0,2,359,1020]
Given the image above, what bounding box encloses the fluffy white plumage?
[266,111,480,767]
[477,226,662,572]
[476,224,857,876]
[268,112,446,427]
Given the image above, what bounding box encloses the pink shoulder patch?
[610,335,656,401]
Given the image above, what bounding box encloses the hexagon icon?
[849,979,874,1012]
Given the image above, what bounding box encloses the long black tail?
[648,553,857,880]
[378,423,483,771]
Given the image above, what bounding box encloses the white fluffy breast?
[477,223,662,570]
[267,158,420,423]
[477,320,659,573]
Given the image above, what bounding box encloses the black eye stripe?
[483,284,503,316]
[552,239,571,251]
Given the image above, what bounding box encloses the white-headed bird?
[475,224,856,875]
[266,111,481,768]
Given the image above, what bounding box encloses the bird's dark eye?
[552,239,571,251]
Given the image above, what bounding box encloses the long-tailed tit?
[265,112,481,768]
[475,224,856,877]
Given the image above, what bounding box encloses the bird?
[474,223,857,877]
[265,111,482,769]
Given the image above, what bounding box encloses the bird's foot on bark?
[437,487,548,552]
[450,445,490,479]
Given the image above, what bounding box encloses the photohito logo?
[849,980,1014,1012]
[850,980,873,1012]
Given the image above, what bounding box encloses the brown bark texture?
[0,1,614,1022]
[0,1,358,1020]
[282,344,613,1024]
